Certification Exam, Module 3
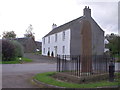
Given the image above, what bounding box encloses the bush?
[0,40,2,61]
[2,40,16,61]
[11,40,24,57]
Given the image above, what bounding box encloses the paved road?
[2,53,57,88]
[2,63,56,88]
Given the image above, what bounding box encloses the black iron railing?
[57,55,114,77]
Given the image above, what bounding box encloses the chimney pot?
[52,23,57,29]
[83,6,91,17]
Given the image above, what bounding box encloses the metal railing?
[57,55,114,77]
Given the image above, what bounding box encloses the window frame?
[43,38,45,44]
[62,31,65,41]
[62,46,65,54]
[48,36,50,43]
[55,33,57,42]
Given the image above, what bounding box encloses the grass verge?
[34,72,120,88]
[0,57,32,64]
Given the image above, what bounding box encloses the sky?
[0,0,119,41]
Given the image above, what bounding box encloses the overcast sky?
[0,0,119,41]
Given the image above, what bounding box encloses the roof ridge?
[44,16,83,37]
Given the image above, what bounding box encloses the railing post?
[65,55,67,71]
[57,54,58,72]
[58,55,61,72]
[109,60,115,82]
[78,55,81,77]
[62,55,64,72]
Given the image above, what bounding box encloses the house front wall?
[42,29,71,57]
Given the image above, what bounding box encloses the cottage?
[42,6,104,57]
[14,37,36,53]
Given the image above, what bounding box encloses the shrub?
[2,40,16,61]
[0,40,2,61]
[11,40,24,57]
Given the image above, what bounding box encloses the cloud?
[0,0,119,41]
[75,1,118,35]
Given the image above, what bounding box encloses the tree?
[105,33,120,56]
[11,40,24,57]
[24,24,35,39]
[2,40,16,61]
[2,31,16,39]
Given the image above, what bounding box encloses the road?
[2,53,57,88]
[2,63,56,88]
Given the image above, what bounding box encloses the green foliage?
[34,72,120,88]
[22,57,32,62]
[0,40,2,61]
[2,39,25,61]
[2,31,16,39]
[11,40,24,57]
[105,33,120,56]
[1,57,32,64]
[24,24,35,39]
[34,50,42,55]
[2,40,16,61]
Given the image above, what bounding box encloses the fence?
[56,55,115,77]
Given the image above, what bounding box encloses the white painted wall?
[42,29,71,57]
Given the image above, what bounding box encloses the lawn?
[34,72,120,88]
[0,57,32,64]
[33,51,42,55]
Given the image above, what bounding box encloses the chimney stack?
[52,23,57,29]
[83,6,91,17]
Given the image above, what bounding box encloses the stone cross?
[81,19,92,74]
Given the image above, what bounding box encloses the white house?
[42,27,70,57]
[42,6,104,57]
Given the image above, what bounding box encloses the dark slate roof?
[14,38,30,44]
[44,16,83,37]
[35,41,42,45]
[14,37,35,45]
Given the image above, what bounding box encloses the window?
[48,47,50,51]
[63,31,65,41]
[43,48,45,54]
[48,36,50,43]
[62,46,65,54]
[43,38,45,44]
[55,34,57,42]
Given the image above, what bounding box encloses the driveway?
[2,53,57,88]
[24,53,57,64]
